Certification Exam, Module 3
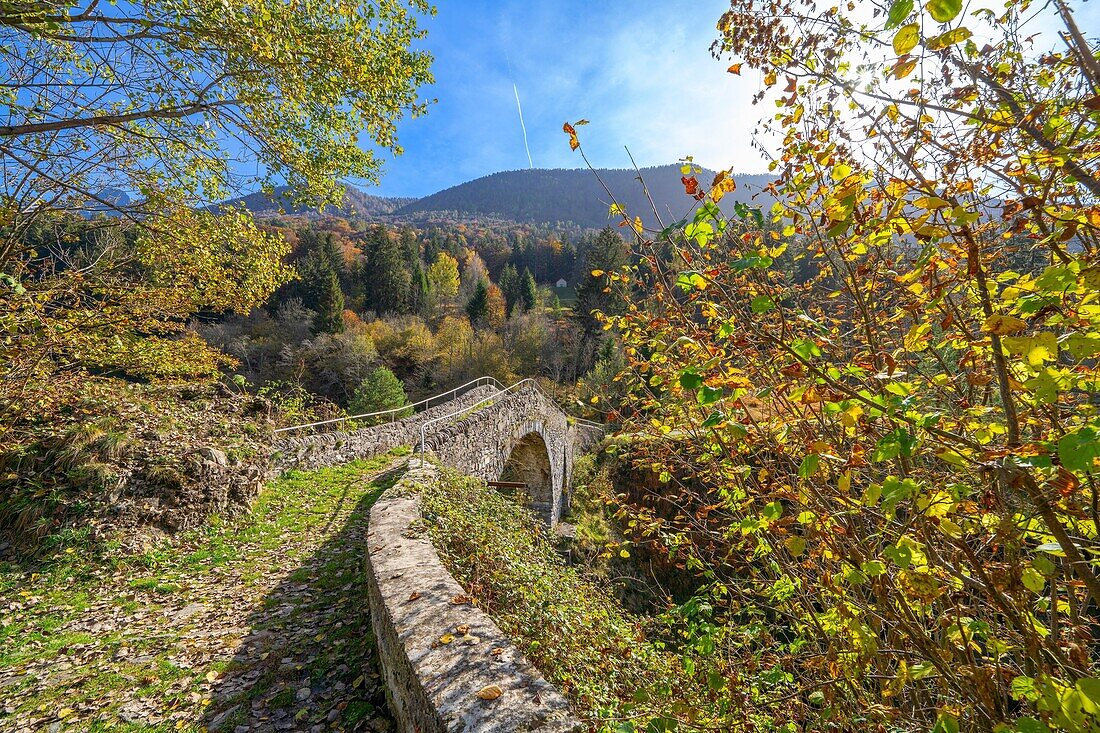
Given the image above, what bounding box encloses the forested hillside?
[216,185,416,219]
[394,165,774,228]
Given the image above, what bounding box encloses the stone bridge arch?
[280,380,604,525]
[423,383,601,525]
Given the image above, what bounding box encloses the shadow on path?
[201,466,404,733]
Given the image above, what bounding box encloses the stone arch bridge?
[275,378,603,524]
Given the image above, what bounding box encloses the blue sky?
[358,0,1100,200]
[359,0,763,198]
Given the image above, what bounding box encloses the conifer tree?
[575,227,629,335]
[364,225,411,315]
[498,263,520,315]
[465,279,490,327]
[311,268,345,334]
[519,267,538,313]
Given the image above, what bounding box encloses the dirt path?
[0,452,407,733]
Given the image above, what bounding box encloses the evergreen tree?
[465,279,490,327]
[349,367,411,424]
[519,267,538,313]
[398,226,420,268]
[498,263,520,315]
[410,261,429,315]
[364,224,411,315]
[575,227,630,336]
[311,267,345,334]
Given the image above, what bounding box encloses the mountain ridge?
[221,165,775,229]
[391,165,774,229]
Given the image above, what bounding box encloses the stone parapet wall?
[274,386,497,472]
[365,459,582,733]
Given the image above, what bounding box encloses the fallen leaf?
[439,633,455,644]
[476,684,503,700]
[407,592,421,601]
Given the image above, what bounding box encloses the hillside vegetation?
[394,165,774,229]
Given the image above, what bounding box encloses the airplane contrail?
[512,81,534,169]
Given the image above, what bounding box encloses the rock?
[207,705,241,732]
[296,686,311,701]
[199,447,229,467]
[174,603,205,621]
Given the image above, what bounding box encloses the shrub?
[348,367,412,424]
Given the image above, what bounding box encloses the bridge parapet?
[419,380,603,524]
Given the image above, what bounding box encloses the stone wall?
[421,383,604,524]
[365,459,582,733]
[274,386,497,472]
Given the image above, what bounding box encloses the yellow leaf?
[477,684,504,700]
[982,314,1028,336]
[913,196,950,210]
[205,671,219,683]
[1002,333,1058,366]
[904,322,932,352]
[926,26,971,50]
[892,23,920,55]
[58,709,74,720]
[439,633,455,644]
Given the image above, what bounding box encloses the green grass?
[0,449,407,732]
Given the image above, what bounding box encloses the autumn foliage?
[571,0,1100,730]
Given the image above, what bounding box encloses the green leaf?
[932,712,959,733]
[892,23,920,55]
[1058,428,1100,473]
[750,295,776,313]
[925,0,961,22]
[1031,555,1056,577]
[1025,369,1059,405]
[883,543,913,568]
[798,453,820,478]
[1013,718,1051,733]
[762,500,784,521]
[785,536,807,556]
[1021,567,1045,593]
[698,385,723,405]
[1066,334,1100,360]
[861,560,887,577]
[791,339,822,361]
[886,0,914,27]
[679,371,704,390]
[1076,678,1100,711]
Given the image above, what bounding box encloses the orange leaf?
[562,122,579,151]
[727,63,742,75]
